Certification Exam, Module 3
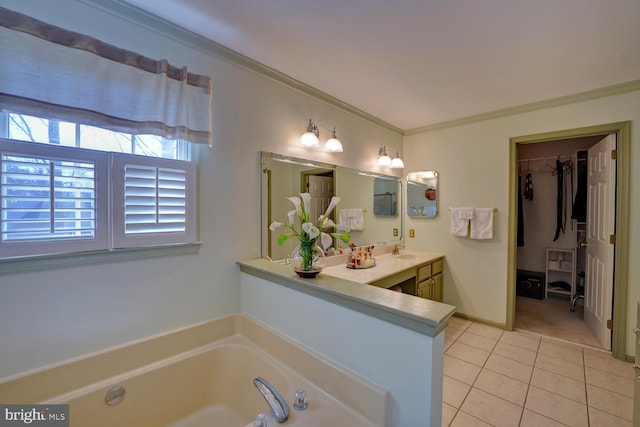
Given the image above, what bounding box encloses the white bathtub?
[0,315,388,427]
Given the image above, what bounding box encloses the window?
[0,113,196,258]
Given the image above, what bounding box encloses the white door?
[584,134,616,350]
[307,175,333,221]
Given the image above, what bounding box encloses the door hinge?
[611,149,617,160]
[610,234,616,245]
[607,319,613,330]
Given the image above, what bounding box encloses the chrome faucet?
[253,377,290,423]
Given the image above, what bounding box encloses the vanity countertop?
[237,252,454,337]
[322,250,444,284]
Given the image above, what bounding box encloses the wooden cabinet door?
[432,273,443,302]
[417,279,432,300]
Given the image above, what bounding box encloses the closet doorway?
[507,122,631,360]
[515,135,607,349]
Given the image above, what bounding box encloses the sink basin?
[396,254,417,261]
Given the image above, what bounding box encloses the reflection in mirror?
[407,171,438,218]
[373,178,398,216]
[261,152,402,260]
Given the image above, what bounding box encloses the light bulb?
[390,157,404,168]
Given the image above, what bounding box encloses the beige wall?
[403,90,640,357]
[0,0,402,378]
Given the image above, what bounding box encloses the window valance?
[0,7,213,145]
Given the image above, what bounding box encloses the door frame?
[507,121,631,360]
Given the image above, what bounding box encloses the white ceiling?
[122,0,640,131]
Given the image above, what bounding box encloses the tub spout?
[253,377,290,423]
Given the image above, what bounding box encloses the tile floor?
[443,316,635,426]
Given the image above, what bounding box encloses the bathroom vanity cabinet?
[367,256,444,302]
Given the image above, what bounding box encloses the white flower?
[287,196,302,215]
[320,217,335,230]
[302,222,320,239]
[269,221,284,231]
[287,209,296,225]
[300,193,311,216]
[320,232,333,249]
[323,196,341,218]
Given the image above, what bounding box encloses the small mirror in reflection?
[407,171,438,218]
[373,177,398,217]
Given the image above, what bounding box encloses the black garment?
[553,159,564,241]
[518,175,524,246]
[572,161,587,222]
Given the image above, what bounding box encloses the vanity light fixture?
[390,150,405,169]
[324,126,344,152]
[299,119,344,152]
[377,146,392,166]
[299,119,320,147]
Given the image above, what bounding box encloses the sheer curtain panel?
[0,7,213,146]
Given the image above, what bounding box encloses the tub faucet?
[253,377,290,423]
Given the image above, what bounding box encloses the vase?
[291,242,325,278]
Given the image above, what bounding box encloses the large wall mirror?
[261,152,402,260]
[407,171,438,218]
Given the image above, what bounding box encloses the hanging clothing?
[518,175,525,246]
[553,159,564,241]
[572,160,587,222]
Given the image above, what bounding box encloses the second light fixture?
[299,119,343,152]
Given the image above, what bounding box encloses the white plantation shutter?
[112,153,195,248]
[0,139,108,257]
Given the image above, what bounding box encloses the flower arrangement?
[269,193,350,272]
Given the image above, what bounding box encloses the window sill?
[0,242,202,275]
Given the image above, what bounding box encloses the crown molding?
[79,0,404,136]
[405,79,640,135]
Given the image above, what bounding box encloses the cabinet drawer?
[432,260,443,275]
[417,264,432,282]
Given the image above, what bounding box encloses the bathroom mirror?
[261,152,402,260]
[407,171,438,218]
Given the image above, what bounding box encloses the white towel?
[470,208,494,239]
[450,207,474,237]
[339,209,365,231]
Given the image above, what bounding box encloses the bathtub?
[0,314,388,427]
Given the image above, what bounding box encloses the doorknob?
[634,328,640,335]
[579,241,589,248]
[633,364,640,371]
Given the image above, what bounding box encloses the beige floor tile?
[458,331,498,352]
[484,353,534,384]
[448,316,472,330]
[492,341,537,366]
[586,366,634,397]
[467,322,504,340]
[473,369,528,406]
[460,388,522,427]
[446,325,465,341]
[519,409,565,427]
[588,406,633,426]
[502,330,541,352]
[442,402,457,427]
[443,375,471,409]
[450,410,493,427]
[530,367,586,404]
[444,337,455,352]
[444,355,482,385]
[584,350,635,379]
[540,336,584,352]
[525,386,588,426]
[534,353,584,382]
[538,339,584,366]
[586,384,633,422]
[446,342,491,367]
